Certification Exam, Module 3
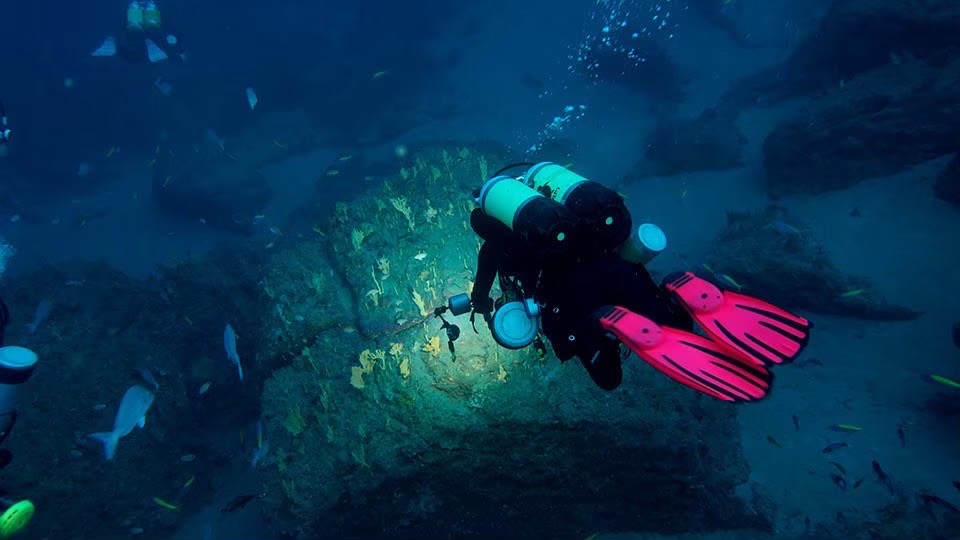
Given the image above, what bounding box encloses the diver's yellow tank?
[143,1,162,29]
[126,1,145,30]
[479,176,538,232]
[0,500,34,539]
[525,162,632,253]
[525,162,588,204]
[478,176,575,258]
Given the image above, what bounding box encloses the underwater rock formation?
[638,108,746,178]
[720,0,960,113]
[152,156,272,234]
[256,145,764,539]
[0,246,305,538]
[704,211,920,321]
[936,153,960,208]
[688,0,828,51]
[763,58,960,194]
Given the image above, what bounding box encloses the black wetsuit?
[0,298,13,469]
[470,209,693,390]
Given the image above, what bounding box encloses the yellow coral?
[412,289,429,317]
[389,343,404,363]
[350,366,365,389]
[390,196,415,231]
[497,364,508,383]
[351,224,374,251]
[359,350,376,374]
[478,155,489,182]
[284,405,306,436]
[422,336,442,358]
[399,357,411,379]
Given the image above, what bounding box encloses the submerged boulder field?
[255,145,765,539]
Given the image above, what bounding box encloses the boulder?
[763,58,960,194]
[705,210,920,321]
[935,153,960,208]
[720,0,960,112]
[640,108,746,178]
[257,144,764,539]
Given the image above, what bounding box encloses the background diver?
[0,298,38,539]
[91,1,185,64]
[449,162,812,402]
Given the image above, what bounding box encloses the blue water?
[1,1,958,539]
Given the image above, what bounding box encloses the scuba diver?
[0,298,38,539]
[91,1,185,64]
[450,162,811,402]
[0,100,10,159]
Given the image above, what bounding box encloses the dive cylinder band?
[478,176,575,258]
[525,162,632,252]
[0,347,37,416]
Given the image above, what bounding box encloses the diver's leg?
[578,341,623,391]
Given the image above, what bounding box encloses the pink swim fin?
[596,306,772,402]
[664,272,812,367]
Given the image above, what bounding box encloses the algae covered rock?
[704,211,920,321]
[259,323,761,539]
[255,144,763,539]
[763,58,960,195]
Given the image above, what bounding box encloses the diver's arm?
[471,241,498,314]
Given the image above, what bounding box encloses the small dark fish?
[835,511,846,523]
[919,494,960,515]
[829,461,847,476]
[804,357,825,367]
[821,442,847,454]
[830,474,847,490]
[853,477,866,489]
[953,480,960,493]
[792,415,800,431]
[766,435,781,448]
[803,516,810,535]
[897,423,907,448]
[221,494,256,513]
[872,460,895,494]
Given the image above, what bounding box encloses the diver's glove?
[469,294,494,332]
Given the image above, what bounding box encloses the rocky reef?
[763,58,960,195]
[2,144,766,539]
[703,210,920,321]
[255,145,763,538]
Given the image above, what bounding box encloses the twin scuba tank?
[454,162,668,349]
[127,1,162,31]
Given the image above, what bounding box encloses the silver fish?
[88,385,155,460]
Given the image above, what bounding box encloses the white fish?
[245,87,258,110]
[198,381,211,395]
[91,36,117,57]
[154,77,173,96]
[413,252,427,261]
[88,385,155,460]
[26,299,52,334]
[145,39,168,63]
[224,323,243,382]
[251,440,270,468]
